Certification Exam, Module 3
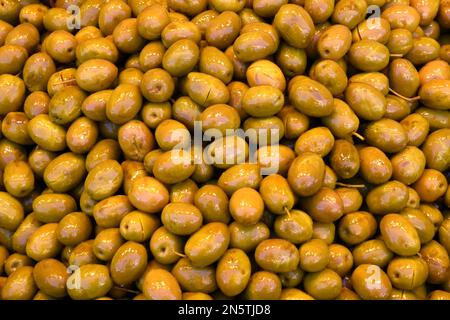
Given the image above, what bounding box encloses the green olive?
[299,239,329,272]
[345,82,386,121]
[76,38,119,64]
[149,226,184,265]
[199,46,233,84]
[244,271,282,300]
[26,223,62,261]
[172,257,217,293]
[33,193,77,223]
[420,240,450,284]
[205,11,241,50]
[274,4,314,49]
[139,41,165,71]
[67,264,113,300]
[110,241,148,286]
[163,39,199,77]
[216,248,250,297]
[106,84,142,125]
[43,152,86,193]
[186,72,230,107]
[48,87,86,126]
[246,59,286,92]
[348,40,390,72]
[380,214,421,256]
[0,75,26,115]
[349,72,389,95]
[288,153,325,197]
[255,239,299,273]
[143,269,181,300]
[185,222,230,267]
[310,59,348,96]
[351,264,392,300]
[0,192,24,231]
[85,139,121,172]
[93,195,134,228]
[317,24,352,61]
[338,211,377,245]
[353,239,394,268]
[161,203,202,236]
[1,266,36,300]
[332,0,367,29]
[405,37,440,65]
[289,76,334,117]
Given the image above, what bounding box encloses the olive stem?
[389,88,421,102]
[352,132,365,141]
[356,25,363,41]
[284,207,291,218]
[174,251,187,258]
[113,286,140,294]
[335,182,365,188]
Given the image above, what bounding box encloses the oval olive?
[106,84,142,125]
[229,221,270,253]
[33,193,77,223]
[205,11,241,50]
[303,269,342,300]
[274,4,314,49]
[11,213,41,254]
[172,257,217,293]
[1,266,37,300]
[351,264,392,300]
[149,226,184,265]
[255,239,300,273]
[298,239,329,273]
[244,271,282,300]
[287,153,325,197]
[353,239,394,268]
[54,207,90,247]
[67,264,113,300]
[420,240,450,284]
[110,241,148,286]
[380,214,421,256]
[185,222,230,267]
[93,195,134,228]
[348,40,390,72]
[216,248,251,297]
[338,211,377,246]
[26,223,62,261]
[33,258,68,298]
[43,152,86,193]
[289,76,334,117]
[128,176,169,214]
[93,228,124,261]
[143,269,182,300]
[161,203,202,236]
[0,192,24,231]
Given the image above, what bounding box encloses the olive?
[380,214,421,256]
[351,264,392,300]
[172,257,217,293]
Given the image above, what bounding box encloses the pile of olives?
[0,0,449,301]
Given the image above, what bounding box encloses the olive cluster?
[0,0,449,301]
